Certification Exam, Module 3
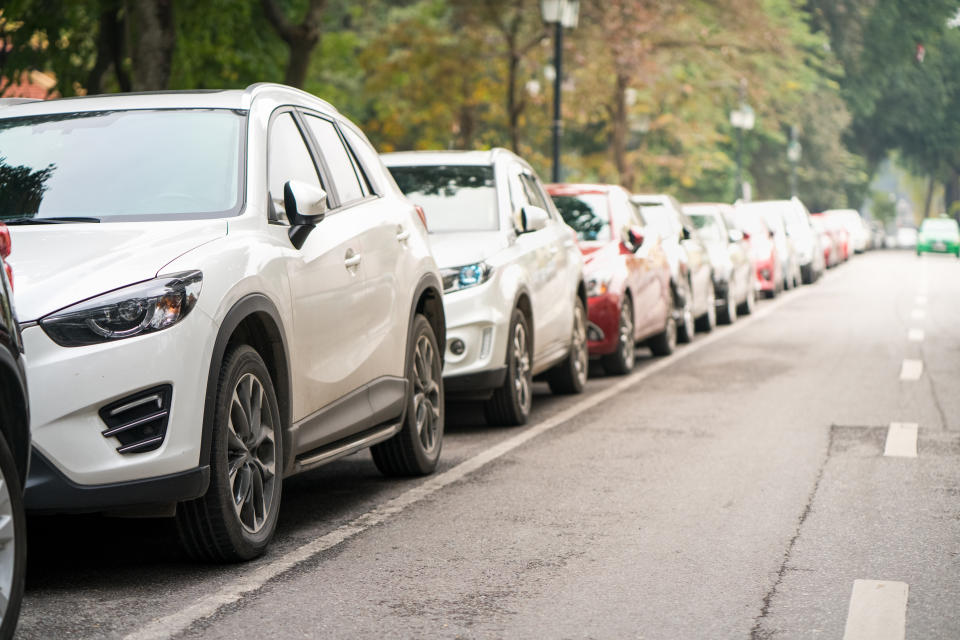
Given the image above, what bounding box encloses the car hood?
[8,219,228,322]
[427,231,508,269]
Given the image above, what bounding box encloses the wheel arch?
[411,273,446,365]
[0,350,29,487]
[201,294,292,474]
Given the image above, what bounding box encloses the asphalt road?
[17,249,960,639]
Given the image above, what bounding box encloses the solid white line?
[842,579,909,640]
[899,359,923,381]
[910,309,925,320]
[914,295,927,306]
[907,329,924,342]
[124,288,814,640]
[883,422,918,458]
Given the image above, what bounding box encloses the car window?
[550,193,611,241]
[302,115,365,206]
[921,218,959,233]
[340,124,385,196]
[688,213,725,243]
[519,173,549,211]
[268,112,325,219]
[387,164,499,232]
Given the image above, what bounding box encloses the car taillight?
[0,223,12,291]
[414,205,428,231]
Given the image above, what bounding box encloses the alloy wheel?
[412,334,442,454]
[0,470,14,627]
[227,372,277,534]
[512,322,532,412]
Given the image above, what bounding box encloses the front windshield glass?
[688,213,724,243]
[551,193,611,241]
[921,218,959,234]
[0,109,243,220]
[635,204,677,240]
[388,164,498,232]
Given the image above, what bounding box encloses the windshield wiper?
[2,216,101,224]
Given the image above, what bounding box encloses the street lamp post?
[541,0,579,183]
[729,80,754,201]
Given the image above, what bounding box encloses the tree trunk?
[260,0,326,89]
[944,167,960,215]
[284,33,319,88]
[87,3,129,94]
[507,49,520,152]
[129,0,175,91]
[612,72,631,189]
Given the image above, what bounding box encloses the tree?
[260,0,326,88]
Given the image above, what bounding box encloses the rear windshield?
[921,218,959,234]
[388,164,498,232]
[0,109,244,221]
[551,193,611,241]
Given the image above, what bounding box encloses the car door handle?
[344,251,362,268]
[396,228,411,242]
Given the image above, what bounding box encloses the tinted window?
[389,164,498,232]
[303,115,365,205]
[340,125,384,196]
[551,193,611,241]
[269,113,324,217]
[520,174,549,210]
[0,109,242,220]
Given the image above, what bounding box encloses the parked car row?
[0,84,877,637]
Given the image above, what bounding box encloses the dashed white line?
[899,359,923,381]
[124,280,816,640]
[842,579,909,640]
[910,309,925,320]
[883,422,918,458]
[907,328,924,342]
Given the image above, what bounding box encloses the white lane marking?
[883,422,918,458]
[842,579,909,640]
[899,359,923,381]
[915,295,927,306]
[124,288,815,640]
[907,329,924,342]
[910,309,925,320]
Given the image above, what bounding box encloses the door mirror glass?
[623,225,645,251]
[728,229,744,243]
[520,205,549,233]
[284,179,328,225]
[682,226,692,241]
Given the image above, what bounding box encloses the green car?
[917,217,960,256]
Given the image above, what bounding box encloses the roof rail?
[0,98,42,107]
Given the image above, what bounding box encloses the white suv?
[0,84,446,561]
[383,150,587,426]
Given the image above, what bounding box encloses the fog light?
[479,327,493,358]
[450,339,465,356]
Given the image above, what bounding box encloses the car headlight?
[440,262,493,293]
[586,272,613,297]
[40,271,202,347]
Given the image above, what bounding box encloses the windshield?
[551,193,611,241]
[635,204,677,240]
[0,109,244,221]
[388,165,498,232]
[688,213,725,243]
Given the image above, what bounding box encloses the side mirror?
[284,180,328,249]
[741,230,751,241]
[681,227,692,241]
[623,225,644,251]
[728,229,744,243]
[520,205,549,233]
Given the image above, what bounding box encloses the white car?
[383,150,587,426]
[0,84,446,561]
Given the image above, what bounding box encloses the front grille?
[99,385,172,454]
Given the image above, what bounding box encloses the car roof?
[545,183,620,195]
[0,83,339,118]
[381,148,516,167]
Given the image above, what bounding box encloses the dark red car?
[547,183,675,375]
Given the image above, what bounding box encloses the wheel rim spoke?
[412,335,440,453]
[229,371,277,534]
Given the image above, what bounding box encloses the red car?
[730,205,782,297]
[547,183,675,374]
[810,213,840,267]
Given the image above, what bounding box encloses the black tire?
[675,279,696,344]
[484,309,532,426]
[718,290,737,325]
[0,431,25,640]
[176,345,283,563]
[695,285,716,333]
[800,263,813,285]
[372,314,444,475]
[547,297,588,395]
[601,295,635,375]
[738,285,756,315]
[647,301,677,357]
